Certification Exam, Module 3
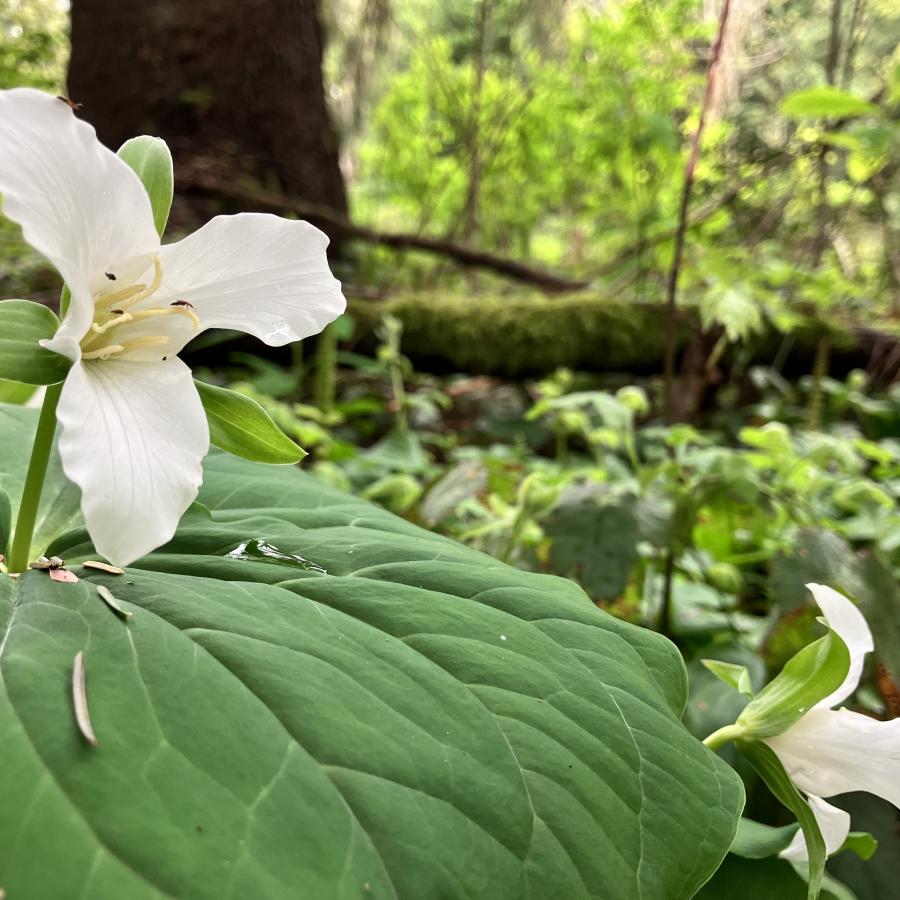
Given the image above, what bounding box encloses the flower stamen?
[130,305,201,330]
[94,283,146,309]
[125,255,163,308]
[81,344,125,361]
[82,335,170,361]
[93,255,162,311]
[118,335,170,354]
[89,311,131,336]
[80,257,200,362]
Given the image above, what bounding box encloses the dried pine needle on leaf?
[96,584,133,621]
[72,651,98,747]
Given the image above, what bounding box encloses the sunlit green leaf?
[781,87,879,120]
[702,288,763,342]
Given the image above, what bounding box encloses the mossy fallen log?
[348,292,881,379]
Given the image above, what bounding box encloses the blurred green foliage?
[328,0,899,330]
[0,1,68,301]
[0,0,67,91]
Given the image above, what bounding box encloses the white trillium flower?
[764,583,900,861]
[0,89,345,565]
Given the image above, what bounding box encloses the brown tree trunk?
[67,0,347,233]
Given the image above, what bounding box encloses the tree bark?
[67,0,347,232]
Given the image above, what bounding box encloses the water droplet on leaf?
[225,538,326,574]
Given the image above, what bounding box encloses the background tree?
[67,0,348,230]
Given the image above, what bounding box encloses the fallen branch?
[184,174,591,294]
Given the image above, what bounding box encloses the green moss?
[351,292,693,376]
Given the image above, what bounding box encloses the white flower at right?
[765,583,900,861]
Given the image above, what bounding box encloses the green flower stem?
[702,723,746,751]
[7,382,63,573]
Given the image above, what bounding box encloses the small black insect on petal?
[105,272,117,281]
[56,95,83,111]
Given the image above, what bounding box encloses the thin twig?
[184,174,591,294]
[662,0,733,424]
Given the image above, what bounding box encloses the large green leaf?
[0,407,743,898]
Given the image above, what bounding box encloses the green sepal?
[702,659,754,698]
[117,136,174,236]
[737,631,849,738]
[738,740,826,900]
[0,300,71,385]
[840,831,877,860]
[194,379,307,465]
[730,817,799,859]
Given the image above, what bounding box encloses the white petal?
[56,358,209,565]
[778,794,850,862]
[0,89,159,359]
[807,583,874,708]
[154,213,345,352]
[766,707,900,809]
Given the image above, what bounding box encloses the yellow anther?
[90,312,133,335]
[81,344,125,361]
